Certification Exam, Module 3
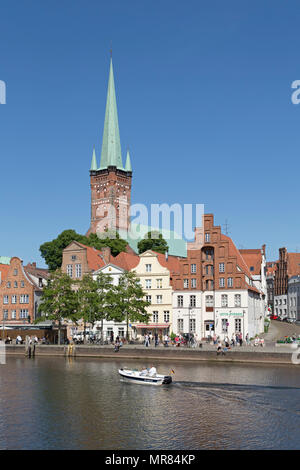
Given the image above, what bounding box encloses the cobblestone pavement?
[263,320,300,343]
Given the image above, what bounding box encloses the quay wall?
[3,344,298,365]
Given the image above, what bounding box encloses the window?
[3,310,8,320]
[191,264,196,273]
[13,269,18,276]
[3,295,9,304]
[177,295,183,307]
[221,294,228,307]
[75,264,82,278]
[250,266,254,272]
[227,278,233,288]
[14,281,18,288]
[191,278,197,288]
[206,295,213,307]
[219,263,225,273]
[189,319,196,333]
[11,310,16,319]
[156,295,162,304]
[21,281,24,288]
[67,265,73,277]
[156,279,162,289]
[145,279,152,289]
[164,311,170,323]
[146,295,152,303]
[234,294,241,307]
[20,309,29,319]
[71,255,77,261]
[183,279,189,289]
[219,278,225,288]
[146,264,152,272]
[235,318,242,333]
[20,294,29,304]
[153,311,158,323]
[205,233,210,242]
[178,319,184,332]
[12,295,17,304]
[118,328,125,338]
[221,318,228,333]
[39,278,43,288]
[190,295,196,307]
[6,282,11,288]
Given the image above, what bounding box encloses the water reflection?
[0,357,299,449]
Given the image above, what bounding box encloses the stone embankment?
[4,343,299,365]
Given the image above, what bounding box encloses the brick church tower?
[87,58,132,236]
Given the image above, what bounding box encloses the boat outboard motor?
[162,376,172,384]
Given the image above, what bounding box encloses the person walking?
[239,333,243,347]
[144,333,149,347]
[154,333,159,347]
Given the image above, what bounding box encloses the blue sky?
[0,0,299,266]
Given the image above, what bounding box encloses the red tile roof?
[239,249,262,276]
[287,253,300,277]
[76,242,107,271]
[154,252,182,275]
[113,252,140,271]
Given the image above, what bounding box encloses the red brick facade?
[274,248,300,296]
[0,257,48,325]
[173,214,259,293]
[87,167,132,235]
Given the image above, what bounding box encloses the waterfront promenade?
[3,341,299,365]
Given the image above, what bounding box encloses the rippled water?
[0,357,299,449]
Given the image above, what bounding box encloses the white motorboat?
[118,368,172,386]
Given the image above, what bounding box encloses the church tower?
[87,58,132,236]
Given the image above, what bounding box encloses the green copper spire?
[99,58,124,170]
[125,149,132,172]
[90,147,98,171]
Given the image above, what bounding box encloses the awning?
[132,323,170,329]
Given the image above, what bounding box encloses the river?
[0,357,299,450]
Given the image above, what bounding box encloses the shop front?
[132,323,171,341]
[216,312,245,340]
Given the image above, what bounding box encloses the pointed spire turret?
[125,149,132,172]
[99,58,124,170]
[90,147,98,171]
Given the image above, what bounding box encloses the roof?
[239,249,262,276]
[76,242,107,271]
[113,252,140,271]
[99,58,125,170]
[152,251,182,276]
[287,253,300,277]
[24,264,49,280]
[220,235,262,294]
[221,235,253,279]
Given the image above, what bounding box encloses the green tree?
[77,272,115,342]
[36,269,79,344]
[40,229,128,271]
[110,271,151,340]
[137,231,169,255]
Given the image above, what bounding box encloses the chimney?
[101,246,111,264]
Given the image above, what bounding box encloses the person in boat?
[148,365,157,377]
[140,367,148,376]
